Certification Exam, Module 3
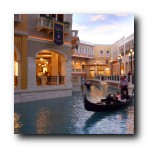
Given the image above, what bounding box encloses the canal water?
[14,85,134,134]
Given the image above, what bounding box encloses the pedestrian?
[120,75,128,96]
[81,76,85,93]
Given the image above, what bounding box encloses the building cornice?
[28,36,72,48]
[14,30,28,36]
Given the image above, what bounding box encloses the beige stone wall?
[14,14,28,33]
[94,44,111,58]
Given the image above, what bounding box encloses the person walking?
[81,76,85,93]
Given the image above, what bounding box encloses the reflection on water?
[36,108,51,134]
[14,85,134,134]
[14,113,23,134]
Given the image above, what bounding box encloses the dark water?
[14,85,134,134]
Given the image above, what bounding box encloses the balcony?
[71,30,79,49]
[64,23,71,35]
[36,17,71,35]
[14,14,21,23]
[36,17,53,34]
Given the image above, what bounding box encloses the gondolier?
[120,75,128,95]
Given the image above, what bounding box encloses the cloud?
[114,13,129,16]
[90,15,106,22]
[72,23,88,30]
[92,24,118,32]
[78,31,117,44]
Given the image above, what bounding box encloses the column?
[27,57,37,89]
[61,58,66,84]
[51,52,58,76]
[17,59,21,89]
[21,36,27,89]
[66,60,72,87]
[61,59,66,76]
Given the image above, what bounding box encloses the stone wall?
[14,86,72,103]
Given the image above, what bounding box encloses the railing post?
[57,76,59,85]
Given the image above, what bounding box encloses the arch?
[14,46,21,61]
[35,49,67,86]
[35,48,67,61]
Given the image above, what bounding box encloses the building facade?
[14,14,134,102]
[71,40,94,77]
[111,33,134,75]
[14,14,79,102]
[87,44,112,78]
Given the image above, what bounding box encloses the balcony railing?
[36,17,52,33]
[72,53,94,58]
[36,76,65,86]
[72,69,86,73]
[72,76,79,84]
[95,75,134,86]
[64,24,70,34]
[36,17,70,35]
[72,30,78,37]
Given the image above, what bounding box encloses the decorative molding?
[14,30,28,36]
[28,36,72,47]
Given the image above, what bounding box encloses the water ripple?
[14,85,134,134]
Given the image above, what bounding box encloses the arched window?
[106,51,110,57]
[100,50,103,57]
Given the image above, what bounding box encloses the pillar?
[21,36,27,89]
[66,60,72,87]
[61,59,66,76]
[51,52,58,76]
[27,57,37,89]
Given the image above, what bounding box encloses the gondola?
[84,95,134,112]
